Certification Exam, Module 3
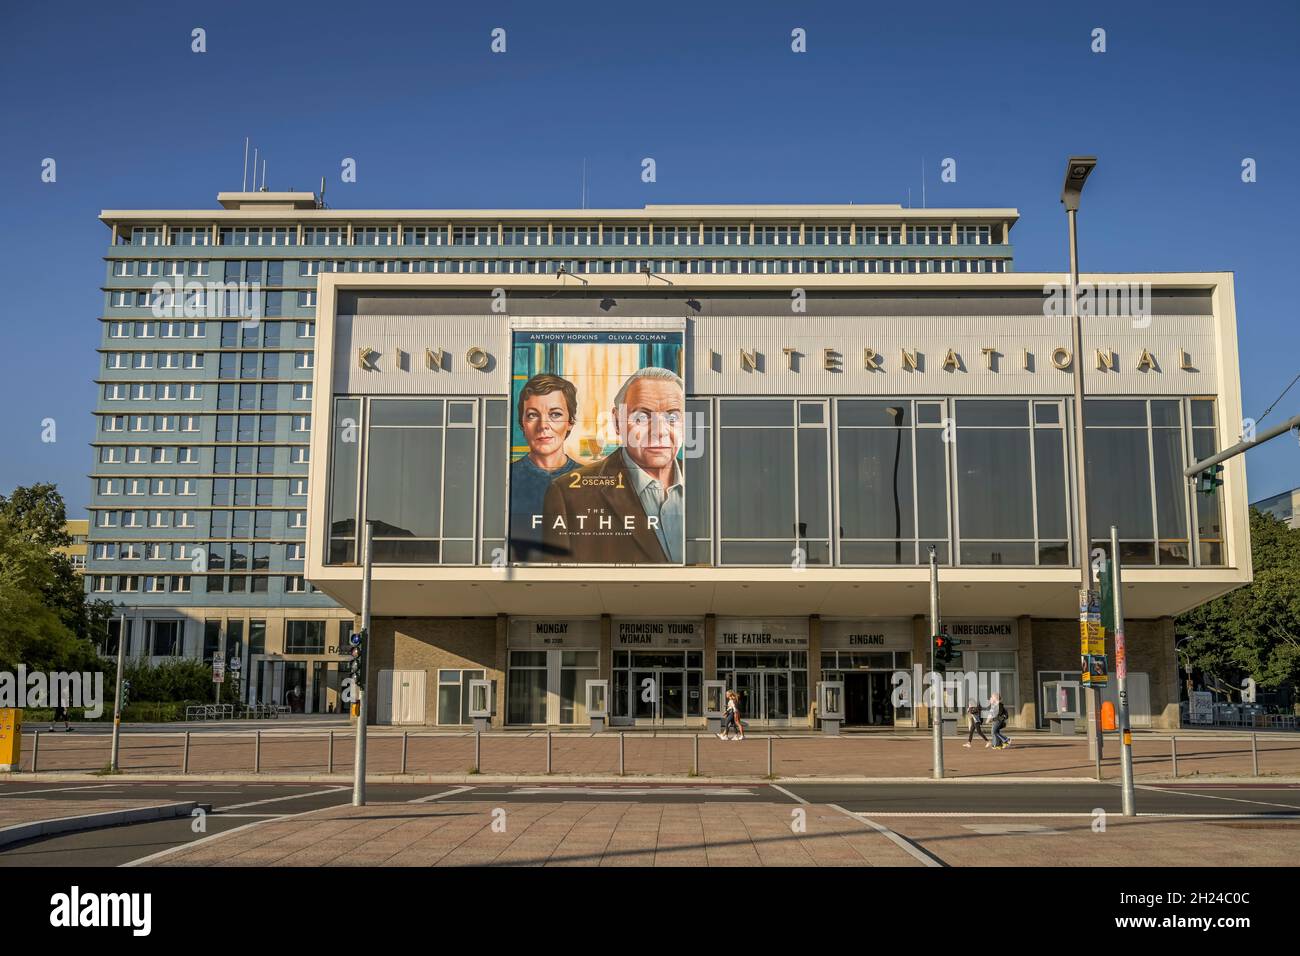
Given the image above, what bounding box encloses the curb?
[3,771,1117,786]
[0,801,199,850]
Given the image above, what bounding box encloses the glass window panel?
[838,427,915,539]
[915,428,948,540]
[959,541,1036,565]
[442,428,476,538]
[1151,427,1189,541]
[366,427,442,538]
[371,399,442,427]
[720,541,796,564]
[797,428,829,539]
[839,400,909,428]
[957,428,1033,538]
[1190,400,1215,427]
[956,400,1028,428]
[720,424,794,538]
[1034,429,1068,540]
[1084,400,1147,427]
[1034,402,1061,425]
[1150,400,1181,427]
[719,399,792,427]
[1085,428,1155,538]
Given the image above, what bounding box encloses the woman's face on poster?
[521,391,572,457]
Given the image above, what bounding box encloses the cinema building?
[254,201,1240,732]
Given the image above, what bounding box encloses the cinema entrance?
[843,672,897,726]
[612,618,705,726]
[715,618,809,728]
[821,619,916,728]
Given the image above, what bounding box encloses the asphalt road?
[3,779,1299,867]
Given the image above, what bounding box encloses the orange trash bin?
[1101,700,1117,732]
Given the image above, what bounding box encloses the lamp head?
[1060,156,1097,212]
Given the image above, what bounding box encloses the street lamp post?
[1061,156,1104,773]
[109,609,126,772]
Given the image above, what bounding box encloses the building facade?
[91,194,1249,728]
[1252,487,1299,529]
[56,520,88,574]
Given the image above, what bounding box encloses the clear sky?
[0,0,1296,514]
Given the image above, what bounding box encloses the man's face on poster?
[521,391,572,458]
[616,377,684,472]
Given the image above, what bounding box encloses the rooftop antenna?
[252,146,259,192]
[261,159,267,191]
[242,137,249,191]
[319,176,327,209]
[907,187,912,209]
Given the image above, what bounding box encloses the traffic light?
[348,630,367,690]
[932,635,950,670]
[1196,464,1224,496]
[947,637,965,662]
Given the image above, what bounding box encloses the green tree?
[1177,507,1300,692]
[0,483,106,672]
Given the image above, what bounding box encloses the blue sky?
[0,0,1296,513]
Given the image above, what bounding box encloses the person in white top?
[717,689,745,741]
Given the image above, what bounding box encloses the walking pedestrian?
[716,689,745,741]
[52,687,73,732]
[989,692,1011,749]
[963,696,988,748]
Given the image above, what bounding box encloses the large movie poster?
[509,329,685,565]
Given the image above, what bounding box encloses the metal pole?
[353,521,374,806]
[254,730,261,773]
[767,735,774,777]
[1111,526,1136,815]
[215,627,225,705]
[32,730,39,772]
[327,731,334,773]
[1068,205,1104,772]
[619,731,625,776]
[474,730,481,773]
[693,733,699,775]
[929,546,943,779]
[110,611,126,772]
[401,731,409,774]
[1171,735,1178,778]
[1182,413,1300,476]
[182,731,190,773]
[1252,733,1259,776]
[546,731,552,774]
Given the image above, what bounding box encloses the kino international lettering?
[355,344,1197,375]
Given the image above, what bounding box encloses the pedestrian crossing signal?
[1196,464,1223,496]
[933,635,952,668]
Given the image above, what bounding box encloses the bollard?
[474,731,480,773]
[327,731,334,774]
[31,730,39,773]
[401,731,409,774]
[1252,733,1259,777]
[546,731,552,774]
[693,734,699,775]
[619,732,625,776]
[767,736,774,777]
[1170,735,1177,778]
[254,730,261,774]
[182,731,190,774]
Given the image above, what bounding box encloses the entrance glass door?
[630,669,687,724]
[733,671,791,725]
